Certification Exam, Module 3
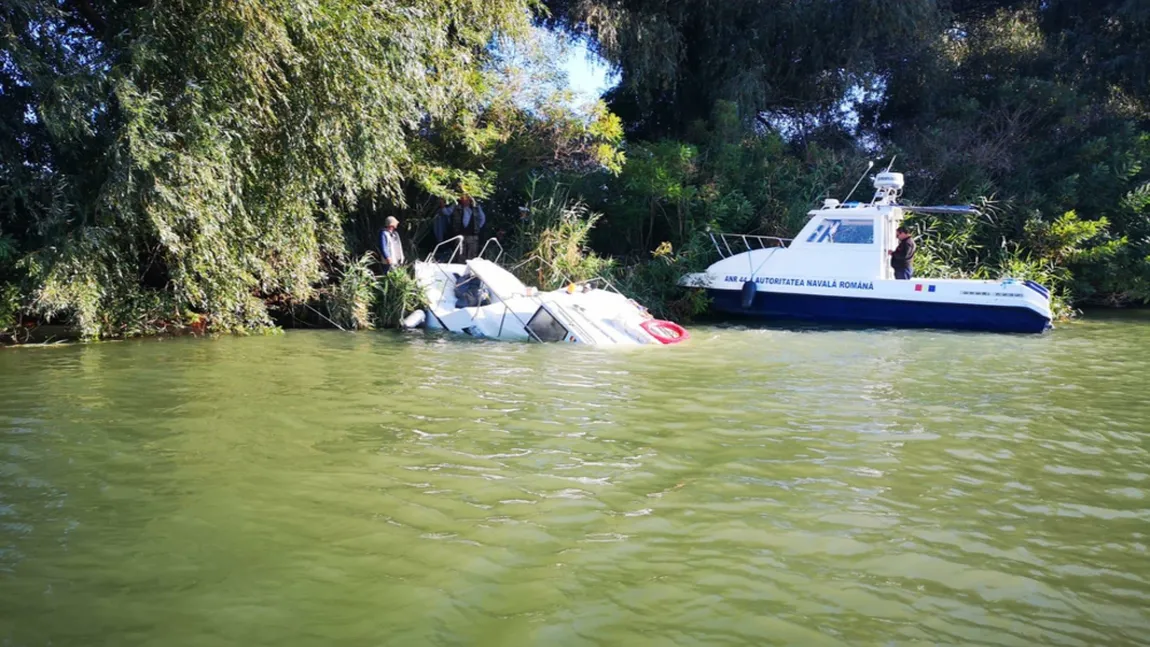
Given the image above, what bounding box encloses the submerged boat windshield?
[525,306,570,343]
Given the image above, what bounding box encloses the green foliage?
[2,0,535,340]
[1024,211,1117,266]
[324,254,378,331]
[612,239,713,322]
[0,234,18,339]
[372,269,428,331]
[585,102,857,258]
[0,282,19,340]
[543,0,942,138]
[610,139,698,250]
[510,181,615,290]
[317,254,426,331]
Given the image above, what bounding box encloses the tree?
[542,0,944,138]
[1,0,535,337]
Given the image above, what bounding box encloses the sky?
[560,40,617,102]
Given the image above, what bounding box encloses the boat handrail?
[509,254,575,289]
[507,255,626,297]
[478,238,505,264]
[709,232,792,259]
[546,301,597,342]
[573,276,624,296]
[422,236,466,302]
[426,235,465,264]
[462,279,541,340]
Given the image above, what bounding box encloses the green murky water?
[2,315,1149,646]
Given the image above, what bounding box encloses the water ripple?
[1,316,1149,645]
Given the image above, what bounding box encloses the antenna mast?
[841,161,874,205]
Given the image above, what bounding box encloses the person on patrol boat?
[889,226,916,280]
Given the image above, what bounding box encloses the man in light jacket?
[380,216,405,274]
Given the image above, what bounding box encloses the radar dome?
[873,172,905,191]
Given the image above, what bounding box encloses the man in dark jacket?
[434,194,486,261]
[457,194,485,261]
[889,226,916,280]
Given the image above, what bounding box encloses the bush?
[613,239,714,321]
[324,253,378,331]
[510,181,615,289]
[372,268,428,330]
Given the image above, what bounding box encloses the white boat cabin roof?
[704,172,922,281]
[464,259,530,301]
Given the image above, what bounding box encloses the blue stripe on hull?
[708,289,1051,333]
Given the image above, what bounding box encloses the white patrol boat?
[406,236,689,345]
[680,167,1053,333]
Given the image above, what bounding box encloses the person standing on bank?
[450,194,485,261]
[889,226,916,280]
[379,216,405,274]
[432,198,454,261]
[433,198,454,244]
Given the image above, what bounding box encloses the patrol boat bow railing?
[709,232,792,260]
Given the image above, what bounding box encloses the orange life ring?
[640,319,690,344]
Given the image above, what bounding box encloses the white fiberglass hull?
[414,260,687,345]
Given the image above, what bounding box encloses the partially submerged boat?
[680,168,1053,333]
[408,237,689,345]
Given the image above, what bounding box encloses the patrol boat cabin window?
[525,306,569,342]
[805,218,874,244]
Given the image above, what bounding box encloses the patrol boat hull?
[707,287,1051,333]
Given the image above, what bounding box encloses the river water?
[2,315,1149,646]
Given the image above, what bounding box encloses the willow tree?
[1,0,534,337]
[542,0,944,138]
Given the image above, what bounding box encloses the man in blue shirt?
[380,216,405,274]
